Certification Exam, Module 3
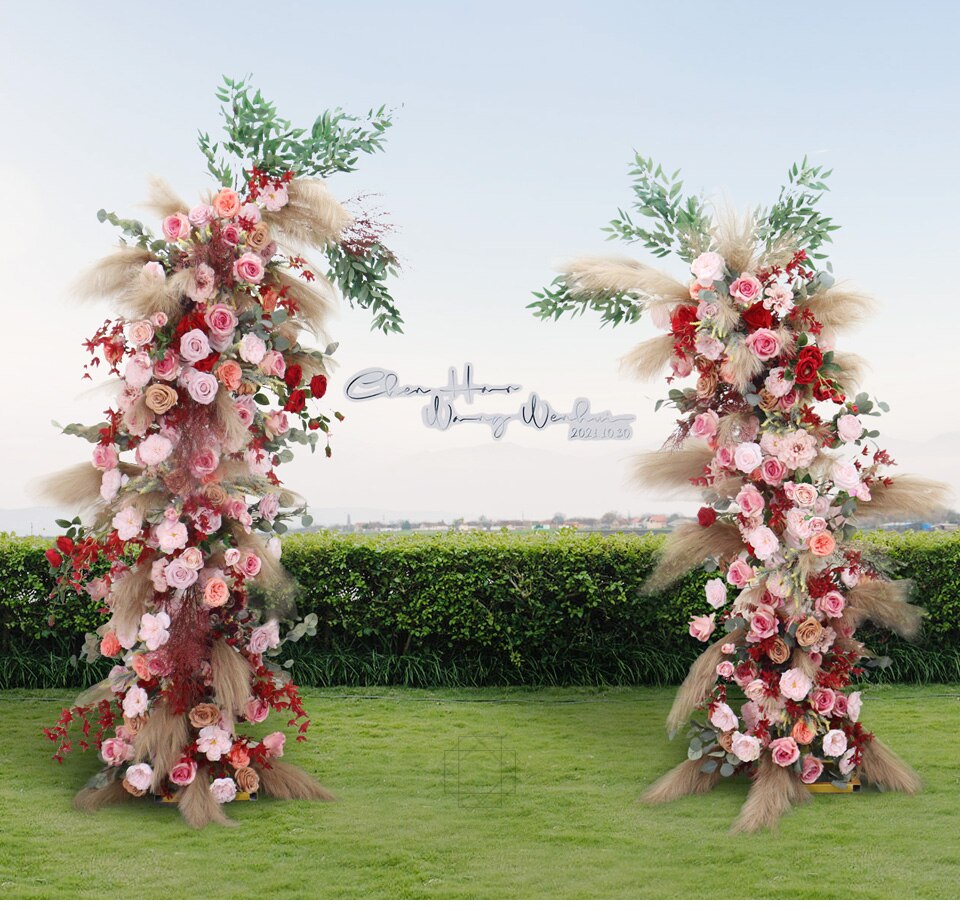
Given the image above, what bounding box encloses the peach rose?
[215,360,244,392]
[235,766,260,793]
[808,531,836,557]
[768,637,791,664]
[246,223,271,252]
[188,702,221,729]
[227,743,250,769]
[795,617,824,648]
[212,188,241,219]
[131,653,153,681]
[204,577,230,607]
[260,286,280,313]
[791,719,815,745]
[122,779,147,798]
[99,631,121,658]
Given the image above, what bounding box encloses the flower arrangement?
[41,78,402,828]
[532,156,949,831]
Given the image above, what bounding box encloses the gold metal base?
[153,791,258,803]
[804,776,861,794]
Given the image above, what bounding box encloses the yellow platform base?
[154,791,258,803]
[805,777,860,794]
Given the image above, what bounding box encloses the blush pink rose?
[688,613,716,642]
[239,552,262,579]
[764,367,794,398]
[822,729,848,757]
[189,447,220,478]
[100,736,135,766]
[189,204,214,226]
[262,731,286,758]
[259,350,286,377]
[811,688,837,716]
[162,212,191,242]
[92,443,119,471]
[837,413,863,444]
[239,333,267,364]
[705,578,728,609]
[124,352,154,388]
[731,732,762,763]
[735,484,765,518]
[180,329,211,363]
[248,619,280,654]
[760,457,786,487]
[153,349,180,381]
[768,736,800,767]
[244,697,270,724]
[184,370,219,405]
[747,526,780,560]
[729,273,762,303]
[690,409,720,440]
[734,443,763,474]
[205,303,239,337]
[709,701,739,732]
[746,329,781,360]
[726,558,755,588]
[831,460,862,491]
[233,252,265,284]
[169,760,198,786]
[800,754,824,784]
[747,608,778,642]
[816,590,846,619]
[125,762,154,791]
[716,660,735,678]
[690,251,725,285]
[695,335,725,361]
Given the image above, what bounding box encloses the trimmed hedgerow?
[1,530,958,687]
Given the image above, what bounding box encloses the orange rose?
[131,653,153,681]
[260,287,279,313]
[204,577,230,607]
[717,731,735,752]
[216,360,243,392]
[188,702,221,729]
[99,631,121,658]
[808,531,836,558]
[212,188,241,219]
[235,766,260,793]
[791,719,815,745]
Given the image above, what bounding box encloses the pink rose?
[233,252,265,285]
[244,697,270,724]
[695,335,725,361]
[735,484,765,518]
[746,329,781,361]
[239,552,262,579]
[125,762,154,791]
[811,688,837,715]
[731,732,762,763]
[153,349,180,381]
[832,694,849,718]
[734,443,763,474]
[92,443,119,471]
[101,736,135,766]
[189,446,220,478]
[779,668,814,701]
[164,558,198,591]
[747,526,780,561]
[124,352,153,389]
[259,350,286,377]
[161,213,191,242]
[764,367,794,398]
[688,613,716,642]
[142,261,165,280]
[733,661,757,688]
[785,482,819,509]
[713,446,735,470]
[759,457,786,487]
[695,579,726,614]
[726,558,755,588]
[127,320,155,347]
[258,493,280,523]
[729,273,762,303]
[747,608,778,642]
[831,460,862,492]
[184,369,219,405]
[689,409,720,440]
[709,701,739,732]
[248,619,280,654]
[221,223,242,245]
[262,731,286,757]
[768,736,800,768]
[800,754,824,784]
[189,204,214,226]
[690,251,725,285]
[716,660,735,678]
[234,396,256,427]
[204,576,230,607]
[209,777,237,804]
[138,434,174,467]
[205,304,239,338]
[169,760,197,786]
[837,414,863,444]
[180,329,211,363]
[187,263,217,303]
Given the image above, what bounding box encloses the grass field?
[1,685,958,899]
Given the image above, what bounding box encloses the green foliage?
[605,155,713,261]
[756,157,839,258]
[2,531,958,688]
[325,240,403,335]
[527,276,645,327]
[199,75,393,185]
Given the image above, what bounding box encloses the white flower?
[124,762,154,791]
[210,777,238,804]
[138,611,171,651]
[112,506,143,541]
[196,725,233,761]
[731,732,762,763]
[122,684,149,718]
[705,578,728,609]
[846,691,863,722]
[238,333,267,364]
[779,668,814,702]
[155,518,189,554]
[709,701,739,732]
[823,729,848,757]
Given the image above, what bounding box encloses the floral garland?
[42,80,400,826]
[533,156,946,830]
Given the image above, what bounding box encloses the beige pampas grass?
[109,565,155,646]
[132,701,191,788]
[730,754,809,834]
[258,760,335,801]
[285,350,329,383]
[860,737,922,794]
[265,177,352,252]
[856,475,951,521]
[790,647,819,678]
[213,387,251,455]
[831,351,868,393]
[563,254,690,307]
[716,411,757,447]
[724,339,763,392]
[804,286,875,335]
[666,629,745,735]
[711,209,758,275]
[144,176,190,219]
[34,463,104,510]
[629,442,712,493]
[73,779,133,813]
[620,335,676,382]
[280,273,337,337]
[211,638,252,718]
[177,770,237,828]
[641,758,722,805]
[643,521,743,593]
[74,247,190,320]
[846,578,923,639]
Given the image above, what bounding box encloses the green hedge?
[2,530,959,688]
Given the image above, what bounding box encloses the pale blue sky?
[1,1,957,520]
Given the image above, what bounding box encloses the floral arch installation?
[531,156,949,832]
[41,79,402,828]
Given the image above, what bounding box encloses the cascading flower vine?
[41,78,402,828]
[531,155,949,831]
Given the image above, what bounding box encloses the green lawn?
[1,685,958,899]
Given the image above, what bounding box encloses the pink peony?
[210,777,237,804]
[196,725,233,761]
[239,333,267,364]
[778,430,818,470]
[260,184,289,212]
[731,732,762,763]
[125,762,154,791]
[747,526,780,561]
[138,433,174,467]
[122,685,149,718]
[262,731,286,757]
[709,701,739,732]
[138,611,171,650]
[688,614,716,642]
[690,251,725,285]
[112,506,143,542]
[729,273,762,303]
[161,213,191,242]
[764,284,794,316]
[768,736,801,768]
[764,367,794,398]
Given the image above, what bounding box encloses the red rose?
[193,352,220,373]
[813,378,835,402]
[741,302,773,331]
[310,374,328,398]
[284,389,306,413]
[284,364,303,389]
[697,507,717,528]
[55,536,74,555]
[45,549,63,568]
[794,346,823,385]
